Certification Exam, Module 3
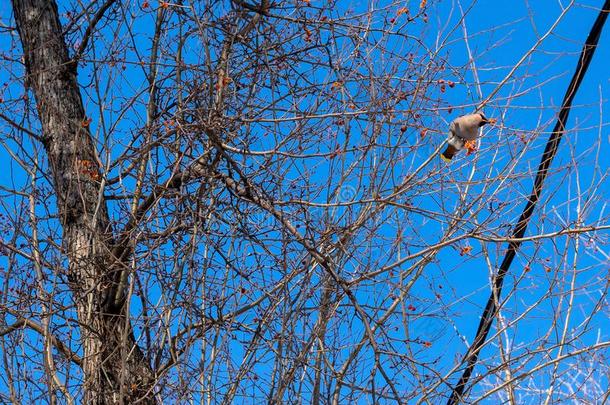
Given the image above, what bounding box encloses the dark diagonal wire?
[447,2,610,404]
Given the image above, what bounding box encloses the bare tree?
[1,0,609,403]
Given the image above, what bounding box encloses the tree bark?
[11,0,156,402]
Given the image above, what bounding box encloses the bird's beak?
[487,118,497,126]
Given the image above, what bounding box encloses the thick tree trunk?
[11,0,156,402]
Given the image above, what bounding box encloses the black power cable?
[447,2,610,403]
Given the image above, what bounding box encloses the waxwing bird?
[441,113,495,162]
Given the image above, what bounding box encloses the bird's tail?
[441,144,458,162]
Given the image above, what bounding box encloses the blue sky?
[0,0,609,402]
